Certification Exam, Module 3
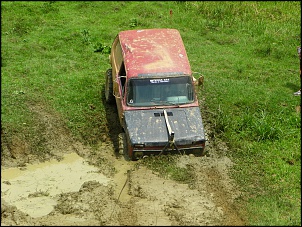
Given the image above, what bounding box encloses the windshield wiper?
[150,100,179,106]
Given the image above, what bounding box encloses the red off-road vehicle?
[105,28,206,160]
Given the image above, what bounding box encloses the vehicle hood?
[124,107,205,147]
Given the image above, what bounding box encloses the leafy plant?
[129,18,138,28]
[93,42,111,54]
[81,29,91,45]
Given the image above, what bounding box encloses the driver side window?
[119,62,126,96]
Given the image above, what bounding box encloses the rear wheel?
[105,69,114,104]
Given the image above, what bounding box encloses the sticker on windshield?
[150,79,170,83]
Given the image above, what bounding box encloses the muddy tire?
[118,133,125,155]
[118,133,130,161]
[105,69,114,104]
[194,147,208,157]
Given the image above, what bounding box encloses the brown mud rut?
[1,103,246,226]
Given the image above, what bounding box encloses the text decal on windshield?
[150,79,170,83]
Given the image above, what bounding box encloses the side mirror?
[192,72,204,87]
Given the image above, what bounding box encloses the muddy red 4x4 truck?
[105,28,206,160]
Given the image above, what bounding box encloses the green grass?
[1,1,301,225]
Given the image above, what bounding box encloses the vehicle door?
[111,38,126,126]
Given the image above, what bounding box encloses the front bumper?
[131,143,206,160]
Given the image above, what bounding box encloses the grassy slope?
[1,1,301,225]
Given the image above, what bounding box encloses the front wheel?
[118,133,130,161]
[105,69,114,104]
[194,147,208,157]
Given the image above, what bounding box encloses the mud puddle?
[1,152,111,218]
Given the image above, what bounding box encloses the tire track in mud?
[108,150,245,226]
[126,165,222,226]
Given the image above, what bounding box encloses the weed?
[254,44,272,57]
[81,29,91,45]
[213,105,229,134]
[251,110,282,142]
[129,18,138,28]
[41,1,58,14]
[93,42,111,54]
[12,19,29,36]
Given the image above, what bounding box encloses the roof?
[118,28,192,78]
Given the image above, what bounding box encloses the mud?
[1,102,246,226]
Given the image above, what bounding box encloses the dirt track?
[1,102,246,226]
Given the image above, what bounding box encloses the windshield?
[127,76,195,107]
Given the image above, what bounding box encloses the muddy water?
[1,152,111,218]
